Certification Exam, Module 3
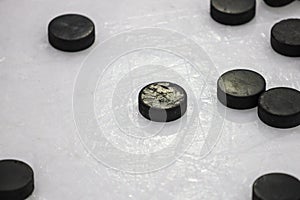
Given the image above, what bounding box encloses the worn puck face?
[217,69,266,109]
[258,87,300,128]
[0,160,34,200]
[210,0,256,25]
[253,173,300,200]
[48,14,95,52]
[271,19,300,57]
[263,0,295,7]
[138,82,187,122]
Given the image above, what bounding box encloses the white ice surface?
[0,0,300,199]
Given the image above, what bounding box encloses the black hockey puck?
[263,0,295,7]
[271,19,300,57]
[138,82,187,122]
[258,87,300,128]
[210,0,256,25]
[253,173,300,200]
[217,69,266,109]
[0,160,34,200]
[48,14,95,52]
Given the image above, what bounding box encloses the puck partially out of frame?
[271,18,300,57]
[48,14,95,52]
[253,173,300,200]
[0,160,34,200]
[263,0,295,7]
[210,0,256,25]
[138,82,187,122]
[258,87,300,129]
[217,69,266,109]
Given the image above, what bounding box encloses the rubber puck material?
[258,87,300,128]
[217,69,266,110]
[48,14,95,52]
[138,82,187,122]
[253,173,300,200]
[271,19,300,57]
[0,160,34,200]
[264,0,295,7]
[210,0,256,25]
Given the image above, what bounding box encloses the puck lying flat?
[48,14,95,52]
[264,0,295,7]
[271,19,300,57]
[217,69,266,109]
[0,160,34,200]
[258,87,300,128]
[253,173,300,200]
[138,82,187,122]
[210,0,256,25]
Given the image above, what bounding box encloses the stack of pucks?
[263,0,295,7]
[253,173,300,200]
[271,18,300,57]
[217,69,266,109]
[48,14,95,52]
[210,0,256,25]
[258,87,300,128]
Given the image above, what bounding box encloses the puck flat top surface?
[258,87,300,128]
[0,160,34,200]
[272,19,300,46]
[263,0,295,7]
[253,173,300,200]
[141,82,186,109]
[211,0,256,25]
[271,19,300,57]
[48,14,95,52]
[138,82,187,122]
[211,0,255,14]
[259,87,300,116]
[217,69,266,109]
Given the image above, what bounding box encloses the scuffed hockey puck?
[258,87,300,128]
[217,69,266,109]
[138,82,187,122]
[210,0,256,25]
[253,173,300,200]
[271,18,300,57]
[48,14,95,52]
[0,160,34,200]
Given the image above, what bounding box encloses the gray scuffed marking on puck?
[139,82,187,122]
